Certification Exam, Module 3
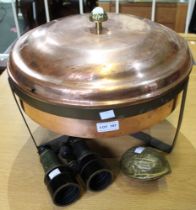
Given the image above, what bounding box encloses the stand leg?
[131,79,189,153]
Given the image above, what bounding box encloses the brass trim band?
[8,77,188,121]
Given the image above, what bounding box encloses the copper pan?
[7,11,192,138]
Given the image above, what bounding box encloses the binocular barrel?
[39,138,113,206]
[69,138,113,191]
[39,147,80,206]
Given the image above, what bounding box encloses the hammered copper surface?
[8,14,192,108]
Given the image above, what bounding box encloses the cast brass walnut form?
[120,146,171,181]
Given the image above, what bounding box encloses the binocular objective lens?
[88,170,113,191]
[53,183,80,206]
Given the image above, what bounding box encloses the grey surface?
[0,2,24,53]
[0,3,17,53]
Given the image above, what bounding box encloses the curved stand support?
[131,79,189,153]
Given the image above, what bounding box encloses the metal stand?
[131,79,189,153]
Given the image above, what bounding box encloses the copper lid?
[8,13,192,109]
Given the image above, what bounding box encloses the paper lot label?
[96,121,119,132]
[99,110,115,120]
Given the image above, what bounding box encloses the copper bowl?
[7,12,192,138]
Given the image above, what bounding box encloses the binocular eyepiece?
[39,138,113,206]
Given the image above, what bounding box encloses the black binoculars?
[38,137,113,206]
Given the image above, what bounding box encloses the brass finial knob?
[89,7,108,35]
